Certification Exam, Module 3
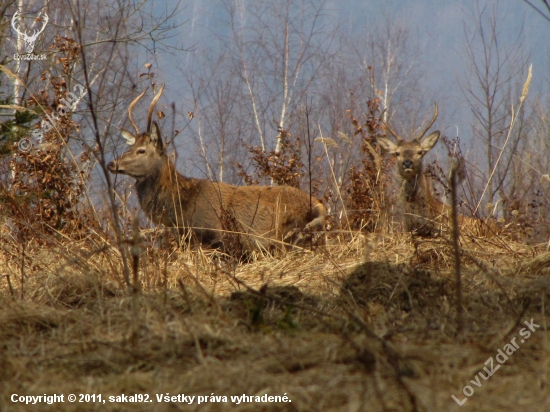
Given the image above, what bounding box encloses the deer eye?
[418,150,424,155]
[394,152,400,157]
[137,148,146,154]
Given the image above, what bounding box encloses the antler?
[415,103,438,140]
[381,110,403,143]
[27,13,48,41]
[146,83,165,133]
[11,11,25,37]
[128,87,148,134]
[11,11,48,39]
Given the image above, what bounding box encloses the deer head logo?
[11,11,49,54]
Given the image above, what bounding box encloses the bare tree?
[460,0,531,210]
[179,0,337,187]
[522,0,550,22]
[223,0,335,154]
[344,12,431,132]
[182,49,247,183]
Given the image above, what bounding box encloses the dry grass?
[1,229,550,412]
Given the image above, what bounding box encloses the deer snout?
[107,160,118,173]
[402,159,414,170]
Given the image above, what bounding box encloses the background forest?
[1,0,549,239]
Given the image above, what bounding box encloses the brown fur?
[378,107,495,237]
[108,117,325,252]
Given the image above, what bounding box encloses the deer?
[377,104,495,237]
[108,84,326,253]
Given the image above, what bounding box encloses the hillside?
[1,231,549,411]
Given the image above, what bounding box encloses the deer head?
[377,104,440,182]
[108,84,166,179]
[12,11,49,54]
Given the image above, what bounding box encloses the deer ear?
[377,137,397,152]
[150,121,164,152]
[121,130,136,146]
[420,131,440,152]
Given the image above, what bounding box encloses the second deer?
[377,104,495,237]
[108,84,326,253]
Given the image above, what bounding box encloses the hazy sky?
[147,0,548,169]
[170,0,549,84]
[164,1,547,108]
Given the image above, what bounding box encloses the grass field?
[1,229,549,412]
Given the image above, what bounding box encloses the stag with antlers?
[377,104,495,237]
[108,85,326,253]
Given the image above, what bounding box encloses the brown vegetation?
[1,230,550,411]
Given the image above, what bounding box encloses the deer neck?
[403,173,430,203]
[134,158,195,224]
[135,158,191,189]
[402,172,443,216]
